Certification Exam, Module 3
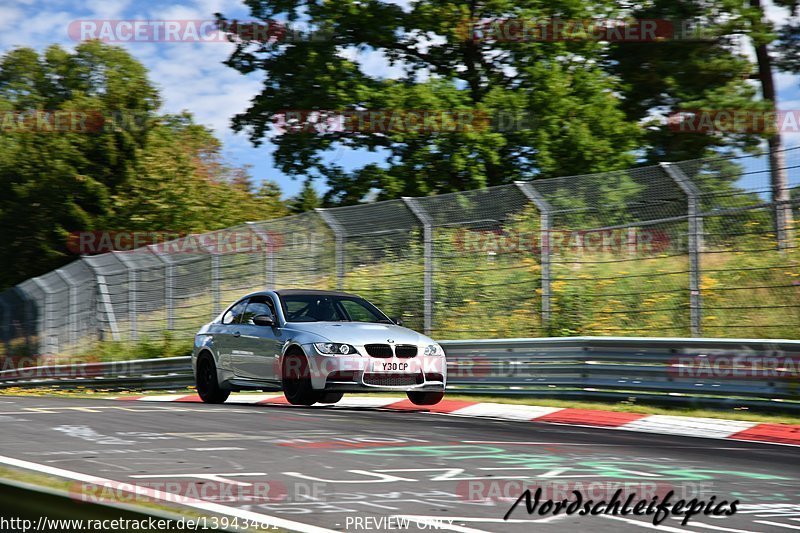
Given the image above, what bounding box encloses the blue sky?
[1,0,798,198]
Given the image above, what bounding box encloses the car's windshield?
[279,294,392,323]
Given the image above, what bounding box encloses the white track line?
[600,514,702,532]
[754,521,800,530]
[395,516,491,533]
[687,521,762,533]
[0,455,336,533]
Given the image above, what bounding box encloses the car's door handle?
[233,331,241,338]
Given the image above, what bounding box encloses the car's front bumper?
[301,344,446,392]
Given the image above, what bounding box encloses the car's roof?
[274,289,360,298]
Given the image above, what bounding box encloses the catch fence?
[1,146,798,357]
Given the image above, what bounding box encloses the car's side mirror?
[253,314,276,327]
[391,316,404,326]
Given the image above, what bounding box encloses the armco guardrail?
[1,337,798,411]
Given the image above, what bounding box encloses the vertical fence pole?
[54,269,78,353]
[248,223,275,289]
[402,198,434,336]
[211,254,221,316]
[82,260,122,342]
[129,269,138,340]
[113,253,138,341]
[96,275,121,342]
[30,278,53,355]
[661,163,703,337]
[0,295,9,356]
[14,286,34,355]
[316,209,346,290]
[516,182,553,333]
[150,250,174,331]
[197,238,221,317]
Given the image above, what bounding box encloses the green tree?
[289,179,322,213]
[218,0,640,204]
[0,42,286,289]
[0,42,159,288]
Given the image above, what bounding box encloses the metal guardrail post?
[316,209,346,290]
[113,252,138,341]
[516,182,554,332]
[402,197,434,336]
[661,163,703,337]
[248,223,276,290]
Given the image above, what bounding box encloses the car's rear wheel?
[407,391,444,406]
[196,354,230,404]
[318,392,344,404]
[282,353,320,406]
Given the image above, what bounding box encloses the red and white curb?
[112,393,800,447]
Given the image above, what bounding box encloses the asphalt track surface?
[0,396,798,533]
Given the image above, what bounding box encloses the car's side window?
[222,299,248,325]
[241,297,276,325]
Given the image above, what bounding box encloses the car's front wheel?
[196,354,230,404]
[407,391,444,406]
[318,392,344,404]
[282,353,320,406]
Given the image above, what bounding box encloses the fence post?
[247,223,275,289]
[13,286,33,355]
[516,182,553,333]
[0,295,9,356]
[661,162,703,337]
[402,197,434,336]
[54,269,78,352]
[196,238,222,317]
[30,277,55,355]
[316,209,345,290]
[113,252,138,341]
[150,250,174,331]
[82,259,122,342]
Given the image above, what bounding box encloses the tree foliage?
[219,0,641,204]
[0,42,286,289]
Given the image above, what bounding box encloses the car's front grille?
[365,344,393,358]
[363,373,423,387]
[395,345,417,358]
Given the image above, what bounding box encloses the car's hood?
[282,321,432,346]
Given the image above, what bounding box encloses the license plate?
[373,360,409,373]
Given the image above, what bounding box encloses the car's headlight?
[314,342,356,355]
[424,344,444,356]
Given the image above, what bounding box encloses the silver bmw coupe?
[192,289,446,406]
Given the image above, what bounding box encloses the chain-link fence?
[1,146,798,358]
